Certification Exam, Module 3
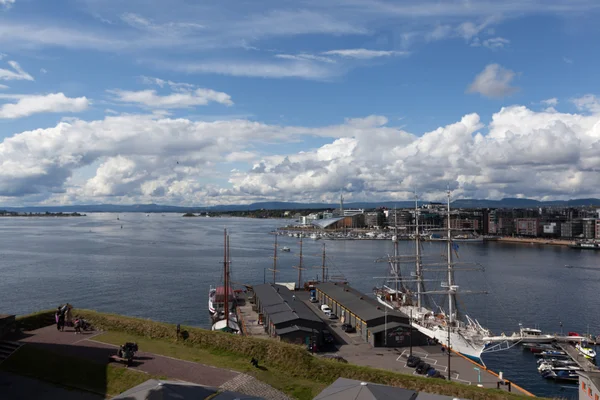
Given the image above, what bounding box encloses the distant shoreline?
[491,237,575,247]
[0,212,86,217]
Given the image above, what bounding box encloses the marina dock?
[557,343,599,372]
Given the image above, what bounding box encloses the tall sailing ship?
[209,229,240,333]
[373,191,491,361]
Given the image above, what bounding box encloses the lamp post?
[263,268,266,284]
[384,308,388,346]
[409,309,413,357]
[447,323,451,381]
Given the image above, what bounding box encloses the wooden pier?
[557,343,599,372]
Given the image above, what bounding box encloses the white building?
[579,372,600,400]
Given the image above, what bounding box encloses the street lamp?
[447,323,451,381]
[409,309,413,357]
[384,308,388,346]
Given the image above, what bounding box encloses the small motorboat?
[281,246,291,252]
[536,350,566,357]
[576,342,597,359]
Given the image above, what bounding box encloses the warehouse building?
[315,282,429,348]
[253,283,325,345]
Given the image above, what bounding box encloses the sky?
[1,0,600,206]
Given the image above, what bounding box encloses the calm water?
[1,213,598,398]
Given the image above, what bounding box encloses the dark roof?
[253,283,323,325]
[276,325,316,336]
[316,282,407,323]
[113,379,264,399]
[367,321,409,334]
[313,377,417,400]
[580,372,600,391]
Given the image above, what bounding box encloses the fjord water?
[1,213,597,398]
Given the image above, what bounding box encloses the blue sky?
[1,0,600,206]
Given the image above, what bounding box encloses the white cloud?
[163,60,337,80]
[467,64,518,98]
[0,0,15,8]
[40,68,47,74]
[108,87,233,108]
[481,37,510,49]
[0,61,33,81]
[0,84,8,90]
[541,98,558,106]
[0,93,89,119]
[563,57,574,64]
[120,12,204,34]
[275,54,336,64]
[571,94,600,114]
[3,104,600,205]
[322,49,409,59]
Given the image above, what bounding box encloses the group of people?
[55,304,90,334]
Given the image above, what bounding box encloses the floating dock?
[557,343,599,372]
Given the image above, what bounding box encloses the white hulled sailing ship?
[374,191,490,361]
[210,229,240,333]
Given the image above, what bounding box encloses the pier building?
[314,282,429,348]
[252,283,324,345]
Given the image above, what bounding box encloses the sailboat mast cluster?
[373,190,491,361]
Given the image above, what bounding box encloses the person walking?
[176,324,181,340]
[58,312,65,332]
[55,311,60,331]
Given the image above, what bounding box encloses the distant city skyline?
[1,1,600,206]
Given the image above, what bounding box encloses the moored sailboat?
[211,229,240,334]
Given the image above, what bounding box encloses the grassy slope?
[96,331,323,399]
[0,345,152,397]
[74,310,532,400]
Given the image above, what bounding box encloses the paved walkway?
[0,371,102,400]
[11,325,292,399]
[298,292,531,395]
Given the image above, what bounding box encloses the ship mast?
[293,236,305,289]
[393,206,399,301]
[446,189,456,325]
[223,229,229,329]
[321,243,327,282]
[272,234,278,284]
[415,193,423,309]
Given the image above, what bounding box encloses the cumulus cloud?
[3,105,600,205]
[0,93,89,119]
[108,87,233,108]
[467,64,518,98]
[571,94,600,114]
[0,84,8,90]
[0,61,33,81]
[322,49,408,59]
[541,98,558,106]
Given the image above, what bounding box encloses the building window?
[583,382,587,390]
[594,394,598,400]
[589,388,592,397]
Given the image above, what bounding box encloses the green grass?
[16,309,535,400]
[0,344,153,397]
[95,331,325,399]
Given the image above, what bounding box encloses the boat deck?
[557,343,599,372]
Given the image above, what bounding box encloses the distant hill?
[2,197,600,213]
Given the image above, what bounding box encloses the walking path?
[12,325,292,400]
